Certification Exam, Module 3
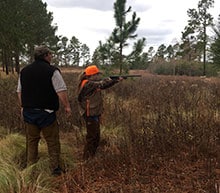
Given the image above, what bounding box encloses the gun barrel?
[110,74,141,79]
[122,74,142,78]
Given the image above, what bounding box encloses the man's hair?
[34,45,53,60]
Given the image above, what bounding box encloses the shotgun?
[109,74,142,80]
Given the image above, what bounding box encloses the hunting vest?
[20,59,59,111]
[78,80,104,117]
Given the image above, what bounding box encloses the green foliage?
[112,0,141,73]
[93,0,145,73]
[0,0,57,74]
[149,62,175,75]
[181,0,214,75]
[210,15,220,67]
[148,60,218,76]
[155,44,167,59]
[211,38,220,66]
[128,38,148,69]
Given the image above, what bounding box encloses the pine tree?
[111,0,141,73]
[185,0,214,75]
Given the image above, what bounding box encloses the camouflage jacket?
[78,78,118,117]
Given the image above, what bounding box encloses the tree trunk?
[15,53,20,74]
[2,48,9,75]
[119,43,123,74]
[203,24,207,76]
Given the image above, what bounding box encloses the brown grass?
[0,69,220,192]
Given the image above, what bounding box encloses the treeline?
[0,0,91,74]
[146,0,220,77]
[0,0,56,74]
[0,0,220,76]
[95,0,220,76]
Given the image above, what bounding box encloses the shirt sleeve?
[16,76,21,93]
[52,70,67,92]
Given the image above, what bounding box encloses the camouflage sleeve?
[98,78,119,89]
[78,78,118,101]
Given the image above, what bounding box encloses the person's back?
[20,59,59,110]
[17,45,72,176]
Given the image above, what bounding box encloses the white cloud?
[43,0,220,53]
[50,0,113,10]
[49,7,115,51]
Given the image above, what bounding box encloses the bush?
[148,61,218,77]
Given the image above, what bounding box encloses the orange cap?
[85,65,100,76]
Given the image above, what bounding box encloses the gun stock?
[110,74,141,80]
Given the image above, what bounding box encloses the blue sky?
[43,0,220,53]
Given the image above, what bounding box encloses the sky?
[42,0,220,53]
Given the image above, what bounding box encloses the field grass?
[0,69,219,192]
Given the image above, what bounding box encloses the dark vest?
[20,59,59,111]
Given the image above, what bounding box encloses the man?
[77,65,123,160]
[17,45,71,176]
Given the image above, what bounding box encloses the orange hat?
[85,65,100,76]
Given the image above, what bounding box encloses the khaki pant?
[25,120,60,170]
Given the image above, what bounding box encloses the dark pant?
[83,116,100,160]
[25,120,60,170]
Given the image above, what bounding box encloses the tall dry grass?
[0,71,220,192]
[0,133,76,193]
